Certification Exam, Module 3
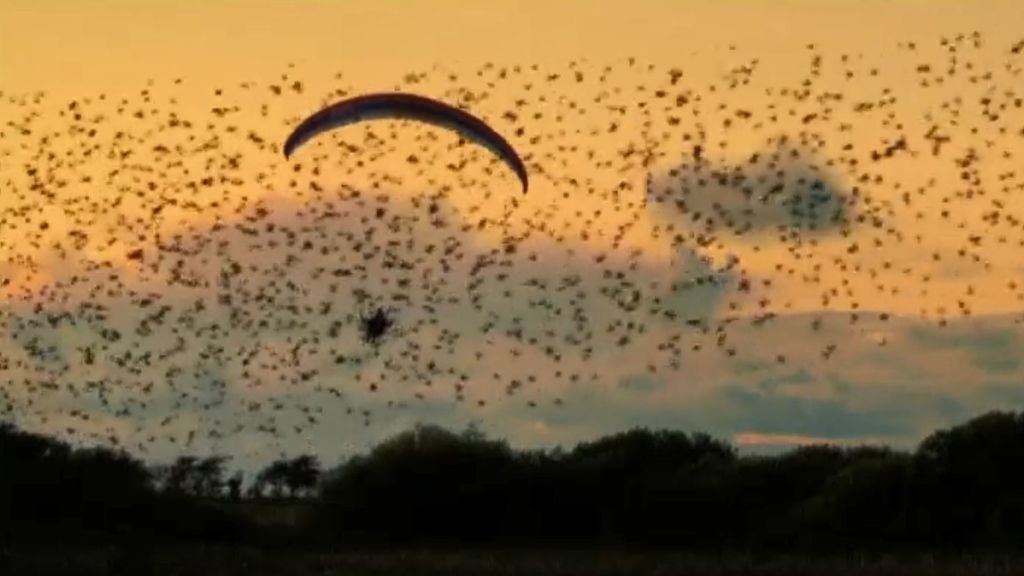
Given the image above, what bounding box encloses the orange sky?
[2,0,1024,466]
[4,0,1024,315]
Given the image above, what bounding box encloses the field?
[6,545,1024,576]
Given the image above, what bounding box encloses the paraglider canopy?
[283,92,529,193]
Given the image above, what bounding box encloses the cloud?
[732,432,895,448]
[645,138,861,240]
[4,189,1024,469]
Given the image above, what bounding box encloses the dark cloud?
[645,139,869,240]
[712,385,950,439]
[754,368,815,393]
[978,381,1024,407]
[905,324,1023,374]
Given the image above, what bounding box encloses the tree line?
[3,410,1024,553]
[152,453,321,500]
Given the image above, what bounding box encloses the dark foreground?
[6,545,1024,576]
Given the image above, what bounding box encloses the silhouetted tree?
[157,456,198,496]
[795,450,912,549]
[10,411,1024,553]
[194,455,230,498]
[283,455,321,498]
[1,423,73,534]
[1,422,155,539]
[909,411,1024,547]
[226,471,243,500]
[257,459,291,498]
[317,423,515,544]
[154,455,229,498]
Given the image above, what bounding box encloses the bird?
[0,31,1021,469]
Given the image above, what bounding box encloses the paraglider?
[358,305,397,347]
[283,93,529,192]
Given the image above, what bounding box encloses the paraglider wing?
[283,93,528,192]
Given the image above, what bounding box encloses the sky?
[1,0,1024,472]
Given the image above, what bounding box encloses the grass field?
[6,544,1024,576]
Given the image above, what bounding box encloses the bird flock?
[1,31,1023,462]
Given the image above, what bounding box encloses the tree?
[256,459,290,498]
[253,455,321,498]
[795,451,912,547]
[316,423,516,544]
[155,455,229,498]
[1,422,155,536]
[194,456,230,498]
[157,456,197,496]
[226,471,243,500]
[283,455,321,498]
[910,411,1024,545]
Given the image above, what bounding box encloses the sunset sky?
[2,0,1024,472]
